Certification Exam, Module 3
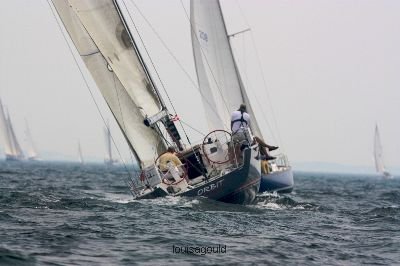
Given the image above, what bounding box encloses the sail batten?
[51,0,166,167]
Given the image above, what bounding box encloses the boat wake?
[254,194,319,211]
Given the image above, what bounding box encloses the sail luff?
[112,0,167,110]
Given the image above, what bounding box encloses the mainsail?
[374,125,387,174]
[51,0,167,168]
[190,0,262,137]
[25,120,39,160]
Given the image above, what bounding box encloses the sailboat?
[190,0,294,193]
[77,141,84,164]
[25,120,39,161]
[50,0,261,204]
[374,125,392,179]
[0,99,24,161]
[104,122,118,165]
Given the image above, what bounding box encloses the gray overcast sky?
[0,0,399,173]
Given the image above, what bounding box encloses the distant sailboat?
[374,125,392,179]
[104,122,117,165]
[77,141,84,164]
[25,120,39,161]
[0,99,24,161]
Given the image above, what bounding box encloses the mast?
[112,0,183,150]
[112,0,166,110]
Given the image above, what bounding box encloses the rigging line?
[127,0,225,132]
[46,0,134,182]
[179,0,232,128]
[179,119,206,137]
[121,0,193,146]
[234,0,285,151]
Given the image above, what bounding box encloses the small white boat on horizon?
[374,124,392,179]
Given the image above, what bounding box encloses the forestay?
[190,0,262,138]
[51,0,166,167]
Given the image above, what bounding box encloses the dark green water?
[0,162,399,265]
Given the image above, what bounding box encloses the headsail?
[51,0,166,167]
[190,0,262,137]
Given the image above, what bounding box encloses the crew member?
[158,146,183,172]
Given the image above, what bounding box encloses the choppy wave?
[1,162,400,265]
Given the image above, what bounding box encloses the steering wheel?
[201,129,232,164]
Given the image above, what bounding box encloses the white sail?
[0,99,14,157]
[78,141,84,164]
[374,125,389,176]
[104,122,113,163]
[25,120,39,160]
[6,113,24,160]
[51,0,166,167]
[190,0,262,137]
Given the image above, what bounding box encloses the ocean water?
[0,162,399,265]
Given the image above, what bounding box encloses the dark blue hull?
[137,148,261,204]
[259,167,294,193]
